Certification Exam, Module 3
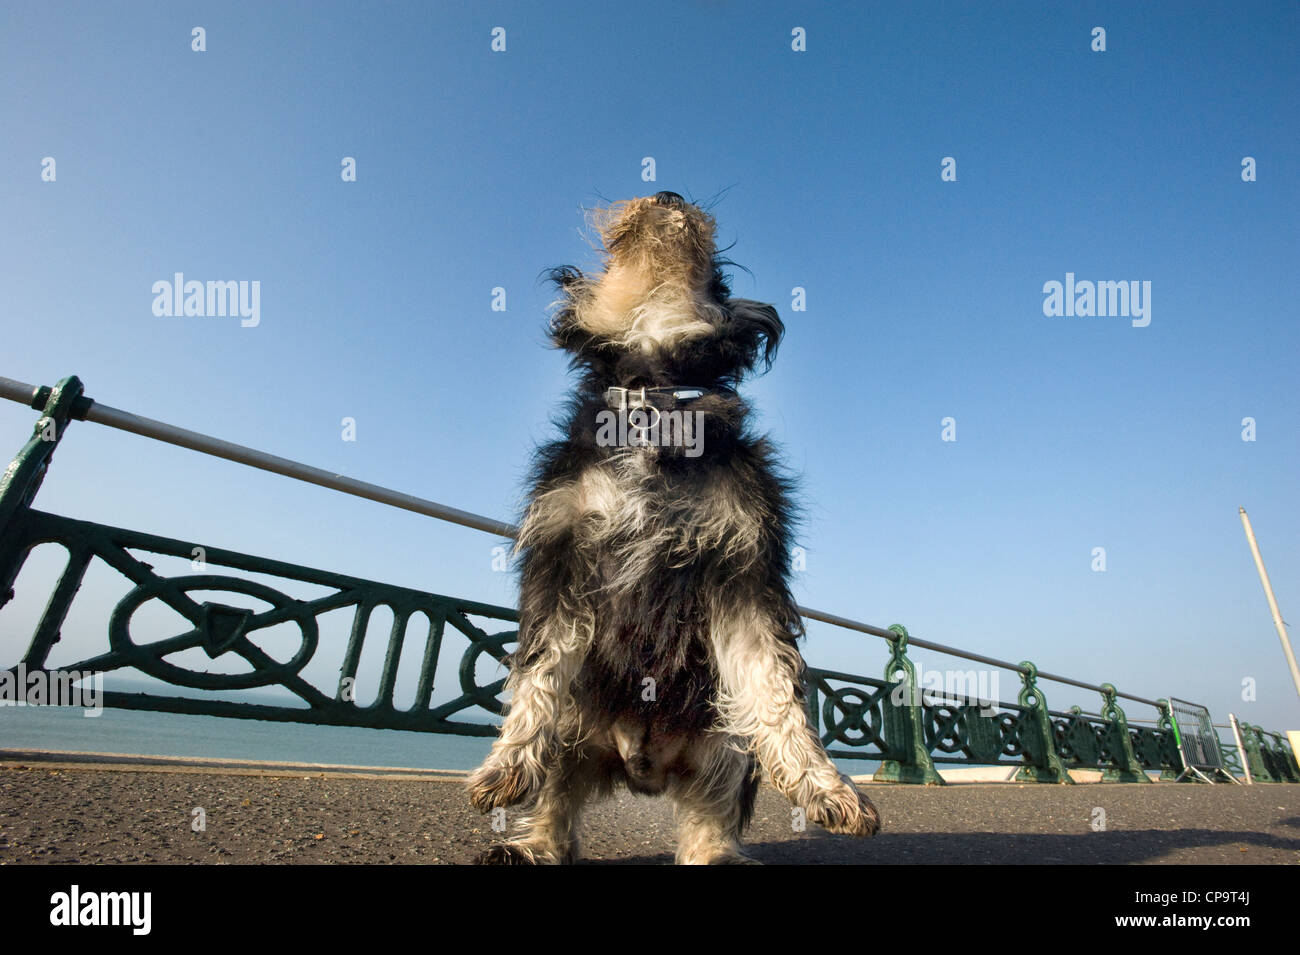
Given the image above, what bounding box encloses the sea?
[0,702,496,770]
[0,696,877,775]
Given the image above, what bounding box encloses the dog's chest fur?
[527,450,764,732]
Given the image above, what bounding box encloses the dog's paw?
[807,777,881,837]
[708,851,763,865]
[466,759,541,813]
[677,846,763,865]
[474,843,541,866]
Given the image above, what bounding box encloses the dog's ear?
[545,266,594,354]
[722,298,784,373]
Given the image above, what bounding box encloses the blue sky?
[1,1,1298,739]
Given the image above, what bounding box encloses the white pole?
[1238,507,1300,702]
[1228,712,1253,784]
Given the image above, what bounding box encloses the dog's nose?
[626,754,654,776]
[651,191,685,207]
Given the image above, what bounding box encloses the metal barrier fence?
[2,375,1297,784]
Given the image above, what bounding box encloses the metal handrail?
[0,373,1162,709]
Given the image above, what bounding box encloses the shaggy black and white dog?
[467,192,881,864]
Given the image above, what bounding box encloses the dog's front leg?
[475,743,598,865]
[467,614,591,812]
[671,735,761,865]
[712,607,881,837]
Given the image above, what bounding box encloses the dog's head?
[546,192,783,389]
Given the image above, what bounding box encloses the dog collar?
[603,386,717,411]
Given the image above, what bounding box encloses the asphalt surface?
[1,755,1298,864]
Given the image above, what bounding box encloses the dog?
[466,192,881,864]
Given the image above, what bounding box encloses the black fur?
[516,252,805,755]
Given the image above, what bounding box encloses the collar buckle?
[604,386,651,412]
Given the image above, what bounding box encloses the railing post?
[1257,726,1299,783]
[874,624,944,785]
[1156,699,1181,780]
[803,672,821,733]
[1268,732,1300,784]
[1275,733,1300,782]
[1240,724,1277,782]
[0,376,85,612]
[1098,683,1151,782]
[1013,661,1074,783]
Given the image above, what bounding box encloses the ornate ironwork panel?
[1,507,517,737]
[804,667,892,760]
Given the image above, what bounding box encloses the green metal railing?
[1,375,1297,784]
